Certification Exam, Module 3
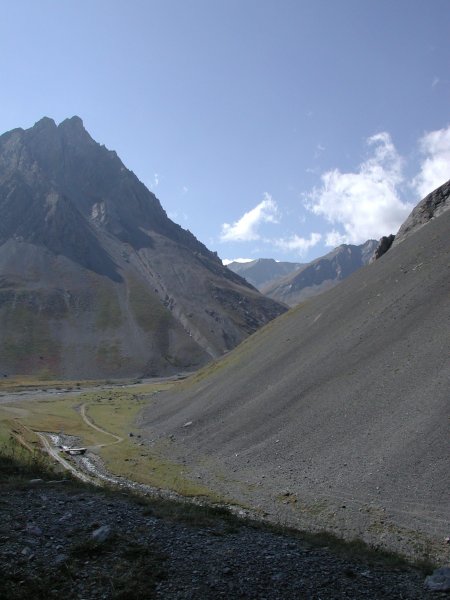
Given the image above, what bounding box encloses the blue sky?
[1,0,449,263]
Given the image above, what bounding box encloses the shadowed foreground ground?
[0,459,436,600]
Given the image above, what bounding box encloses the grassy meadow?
[0,378,219,499]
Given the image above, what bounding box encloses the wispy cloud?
[314,143,326,159]
[412,125,450,198]
[219,127,449,257]
[324,230,348,247]
[274,232,322,255]
[168,210,188,223]
[222,258,254,265]
[305,132,413,245]
[149,172,159,190]
[220,193,279,242]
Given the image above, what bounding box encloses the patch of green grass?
[0,298,61,374]
[128,277,172,333]
[0,527,166,600]
[0,376,123,392]
[95,284,123,330]
[81,388,223,499]
[2,385,222,501]
[95,342,129,371]
[299,498,330,517]
[293,529,436,572]
[142,497,239,532]
[0,396,112,448]
[1,330,59,372]
[0,437,60,484]
[67,533,167,599]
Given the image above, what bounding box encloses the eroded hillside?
[138,183,450,561]
[0,117,286,379]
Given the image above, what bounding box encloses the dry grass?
[0,381,224,501]
[83,388,224,499]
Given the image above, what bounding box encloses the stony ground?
[0,478,437,600]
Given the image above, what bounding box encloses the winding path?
[80,403,123,448]
[33,429,94,484]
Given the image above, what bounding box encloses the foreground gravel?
[0,480,435,599]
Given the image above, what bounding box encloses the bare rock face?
[0,117,286,379]
[424,567,450,592]
[393,179,450,246]
[370,234,396,262]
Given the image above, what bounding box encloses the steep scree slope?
[139,188,450,560]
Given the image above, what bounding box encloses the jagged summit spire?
[58,115,85,129]
[31,116,86,136]
[32,115,85,129]
[33,116,57,129]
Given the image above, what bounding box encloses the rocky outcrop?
[370,234,396,262]
[424,567,450,592]
[393,179,450,246]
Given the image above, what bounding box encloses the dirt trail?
[33,429,94,484]
[30,403,124,484]
[79,403,123,447]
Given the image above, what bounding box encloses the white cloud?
[222,258,254,265]
[306,132,413,244]
[314,143,326,158]
[412,125,450,198]
[168,210,188,223]
[274,232,322,255]
[324,230,348,247]
[149,172,159,190]
[220,193,279,242]
[306,167,319,174]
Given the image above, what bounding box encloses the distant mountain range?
[226,259,303,289]
[0,117,286,379]
[140,178,450,560]
[227,241,377,307]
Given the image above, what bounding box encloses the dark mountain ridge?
[226,258,303,289]
[0,117,286,379]
[0,116,217,256]
[262,239,377,306]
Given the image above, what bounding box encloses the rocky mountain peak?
[57,115,95,145]
[59,115,84,129]
[33,116,57,130]
[393,178,450,246]
[0,117,286,379]
[261,240,377,306]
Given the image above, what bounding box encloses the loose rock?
[424,567,450,592]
